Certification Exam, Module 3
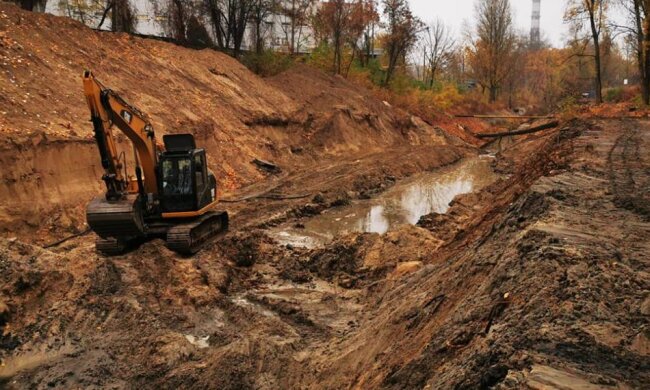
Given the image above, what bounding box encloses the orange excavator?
[83,71,228,255]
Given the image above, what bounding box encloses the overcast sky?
[408,0,571,47]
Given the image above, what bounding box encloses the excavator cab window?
[161,158,193,196]
[160,155,196,212]
[193,150,214,209]
[194,154,204,189]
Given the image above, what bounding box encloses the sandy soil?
[0,3,648,390]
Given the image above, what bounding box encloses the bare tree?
[566,0,608,103]
[617,0,650,103]
[112,0,135,32]
[250,0,273,53]
[420,19,454,88]
[470,0,516,102]
[275,0,316,54]
[154,0,211,47]
[151,0,191,42]
[203,0,263,57]
[381,0,422,86]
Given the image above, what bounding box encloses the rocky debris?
[252,158,281,174]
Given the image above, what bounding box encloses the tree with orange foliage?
[313,0,379,74]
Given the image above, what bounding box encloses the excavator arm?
[82,70,160,199]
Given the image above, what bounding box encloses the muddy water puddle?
[270,156,500,248]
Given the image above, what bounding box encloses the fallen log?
[476,121,560,139]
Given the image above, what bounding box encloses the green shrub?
[604,87,624,103]
[242,50,294,77]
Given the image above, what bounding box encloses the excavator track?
[95,237,128,256]
[166,211,229,255]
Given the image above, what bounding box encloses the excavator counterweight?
[83,71,228,255]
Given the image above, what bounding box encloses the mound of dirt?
[269,65,456,152]
[304,119,650,389]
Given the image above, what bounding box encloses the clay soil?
[1,3,649,389]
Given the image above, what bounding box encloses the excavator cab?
[159,134,217,213]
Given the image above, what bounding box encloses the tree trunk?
[18,0,36,11]
[97,1,113,29]
[587,4,603,104]
[632,0,649,104]
[290,0,296,54]
[642,1,650,104]
[489,85,498,103]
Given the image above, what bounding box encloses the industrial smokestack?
[530,0,541,46]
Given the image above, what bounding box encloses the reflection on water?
[401,178,474,223]
[270,157,499,248]
[358,205,389,234]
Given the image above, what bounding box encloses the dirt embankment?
[0,3,459,241]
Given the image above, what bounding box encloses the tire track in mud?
[607,120,650,219]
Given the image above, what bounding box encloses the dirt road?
[1,116,648,389]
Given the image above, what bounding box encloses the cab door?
[192,150,212,209]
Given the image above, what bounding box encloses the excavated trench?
[269,156,501,248]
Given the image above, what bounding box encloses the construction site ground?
[0,3,648,389]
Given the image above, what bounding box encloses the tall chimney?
[531,0,541,46]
